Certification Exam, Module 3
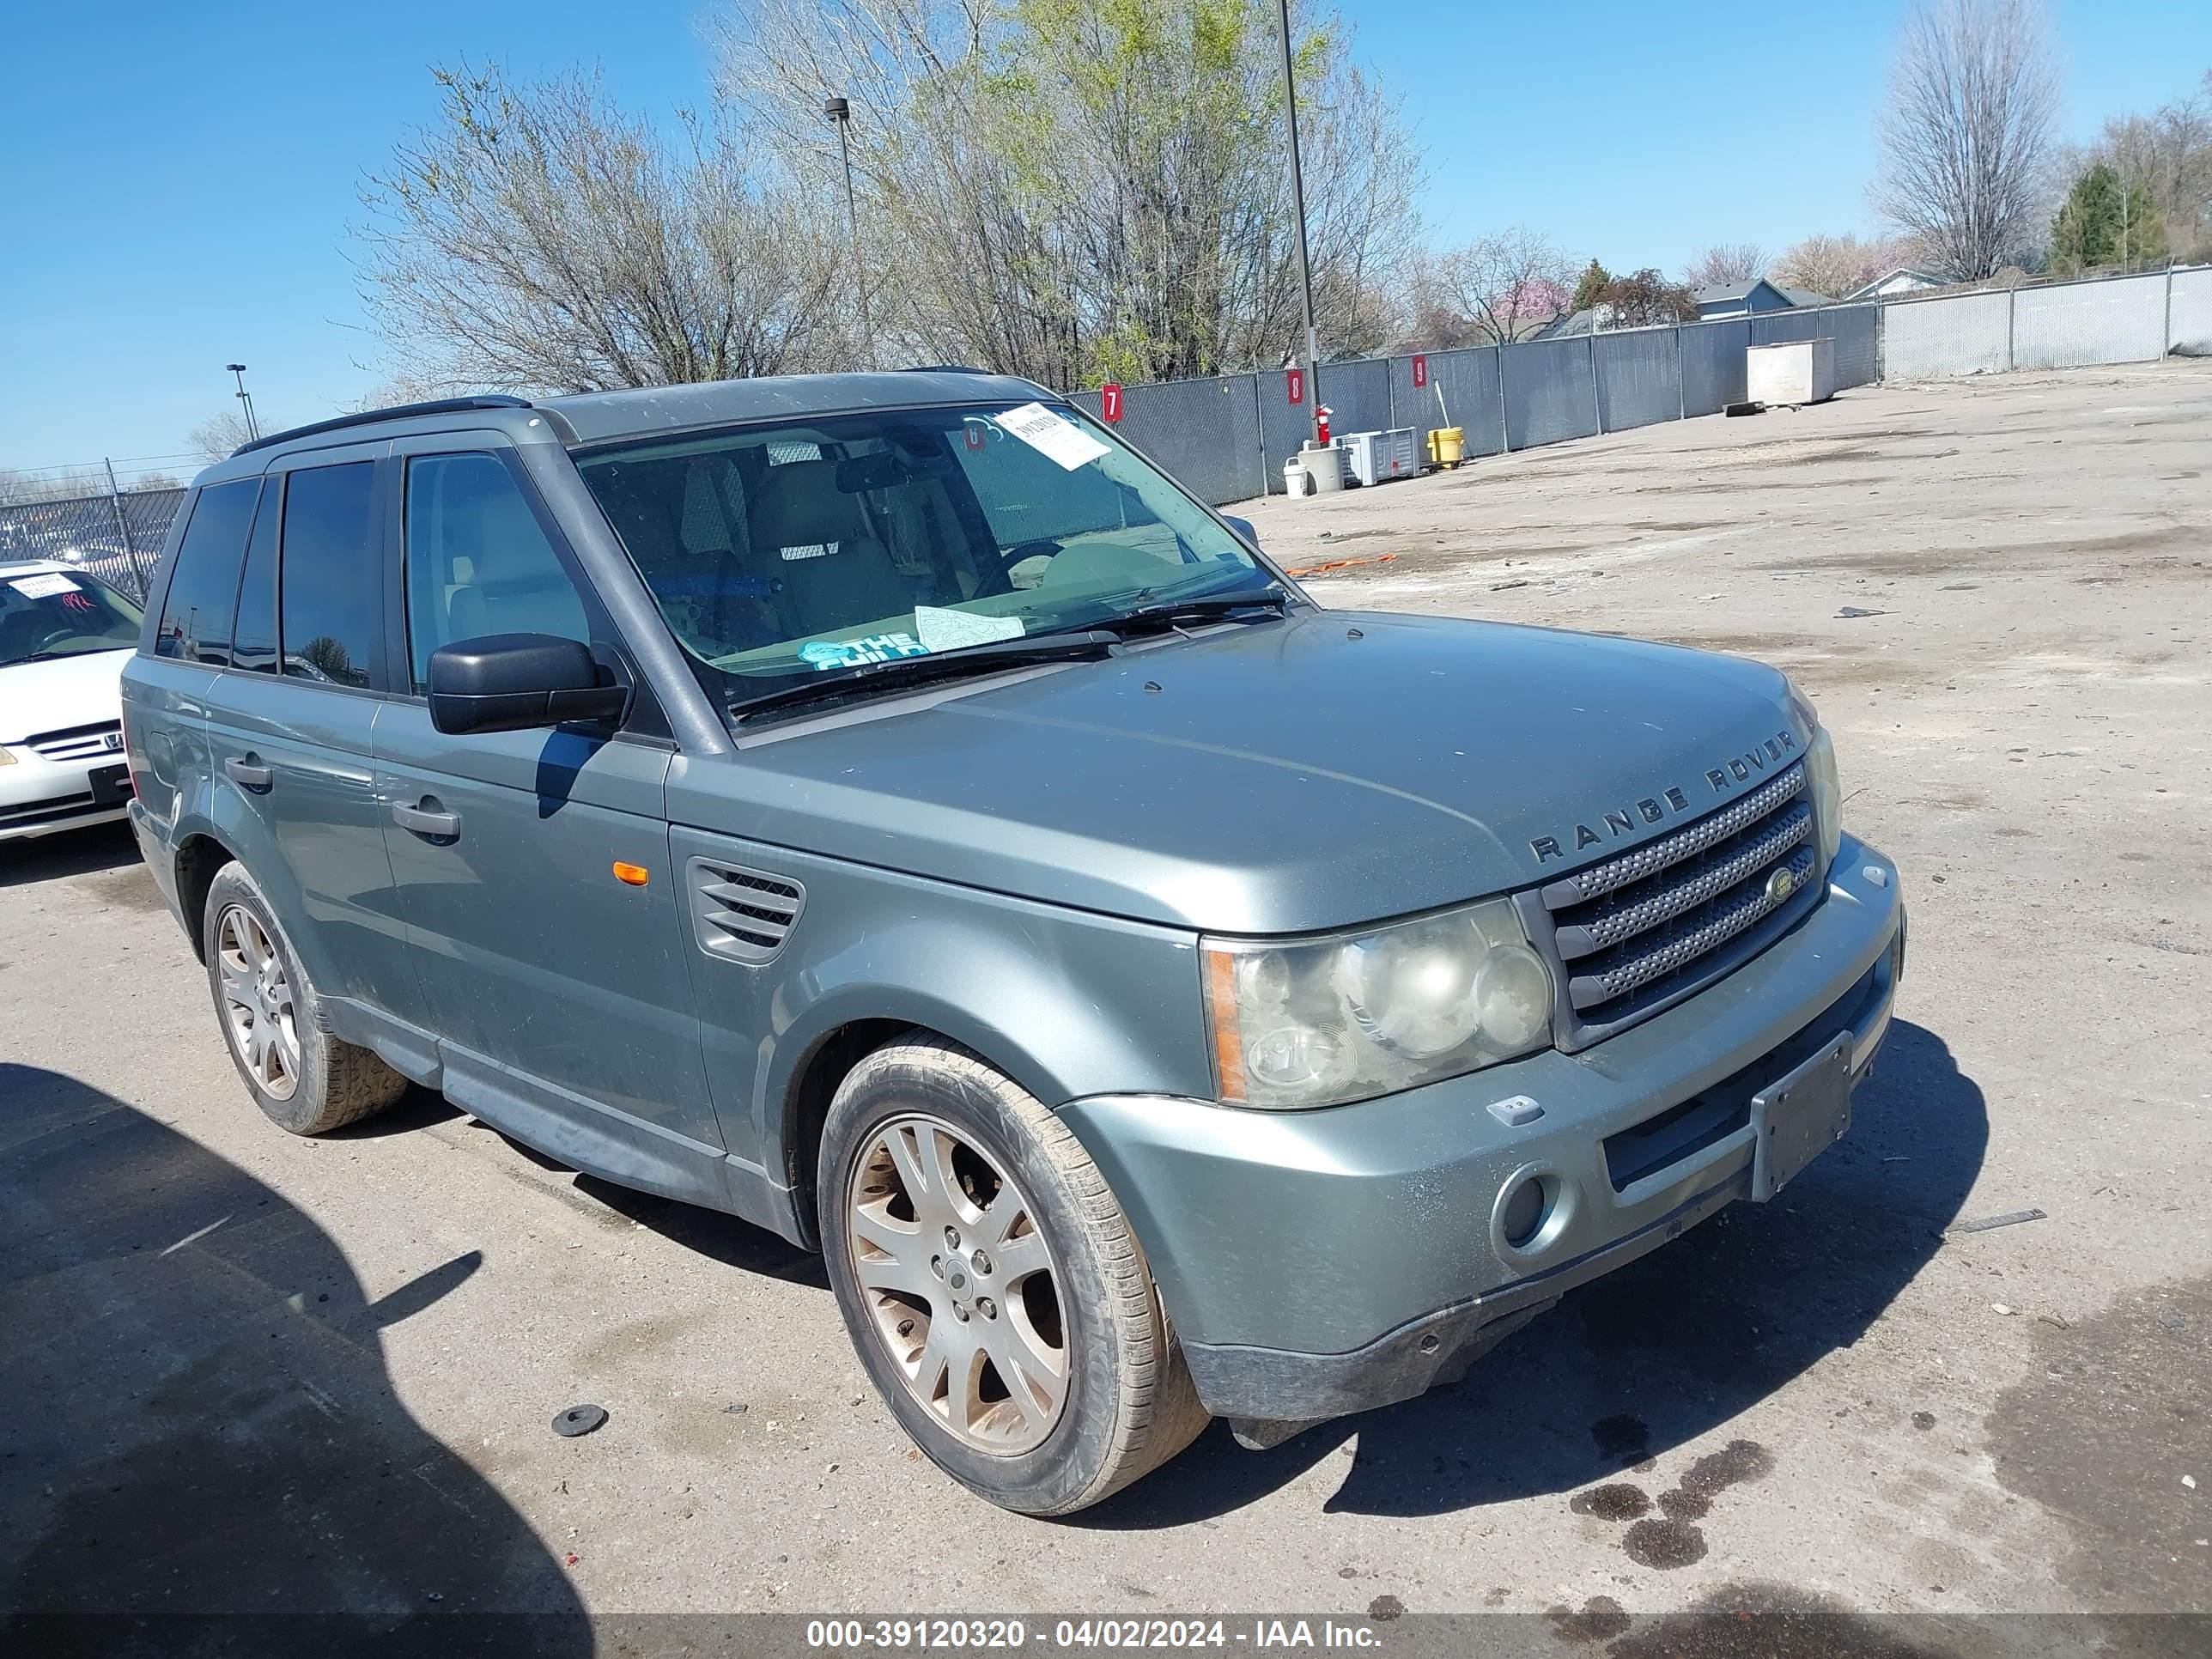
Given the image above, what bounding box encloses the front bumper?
[1060,836,1904,1426]
[0,746,131,841]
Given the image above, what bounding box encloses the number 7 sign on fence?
[1100,383,1124,423]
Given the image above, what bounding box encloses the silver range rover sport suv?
[122,373,1905,1515]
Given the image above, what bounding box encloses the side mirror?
[1223,514,1259,547]
[426,634,626,736]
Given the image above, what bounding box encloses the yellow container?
[1427,426,1465,468]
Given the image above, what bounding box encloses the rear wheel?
[201,863,407,1136]
[818,1036,1208,1515]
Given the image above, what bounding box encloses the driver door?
[369,437,720,1151]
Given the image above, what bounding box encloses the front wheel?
[818,1036,1208,1516]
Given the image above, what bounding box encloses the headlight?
[1786,677,1843,875]
[0,745,15,767]
[1203,897,1553,1109]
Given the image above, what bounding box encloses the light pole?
[225,362,260,442]
[1273,0,1322,446]
[825,96,876,368]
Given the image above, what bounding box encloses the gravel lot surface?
[3,362,2206,1650]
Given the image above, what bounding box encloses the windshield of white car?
[572,400,1283,706]
[0,571,142,668]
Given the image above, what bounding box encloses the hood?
[678,611,1806,934]
[0,648,129,743]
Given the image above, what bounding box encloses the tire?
[818,1035,1210,1516]
[201,862,407,1136]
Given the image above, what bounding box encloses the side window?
[154,478,257,664]
[404,453,590,693]
[277,462,379,689]
[228,477,281,674]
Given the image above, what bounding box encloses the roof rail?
[899,364,992,375]
[231,395,535,458]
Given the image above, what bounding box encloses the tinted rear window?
[278,463,379,688]
[155,479,258,664]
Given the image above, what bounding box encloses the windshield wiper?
[731,631,1119,725]
[1086,585,1290,637]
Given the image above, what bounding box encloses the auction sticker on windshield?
[915,605,1024,653]
[10,573,82,599]
[996,402,1109,471]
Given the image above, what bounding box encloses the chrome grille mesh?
[1534,760,1819,1039]
[26,720,122,763]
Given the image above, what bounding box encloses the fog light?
[1501,1175,1547,1247]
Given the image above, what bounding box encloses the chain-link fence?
[0,487,181,600]
[1099,307,1886,501]
[1884,266,2206,379]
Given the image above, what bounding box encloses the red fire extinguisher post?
[1316,405,1333,447]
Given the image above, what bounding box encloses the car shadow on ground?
[1075,1019,1987,1528]
[330,1085,830,1289]
[0,1063,591,1656]
[0,822,140,889]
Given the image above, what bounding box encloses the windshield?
[0,569,142,667]
[573,400,1274,702]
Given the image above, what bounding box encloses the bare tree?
[0,468,111,506]
[711,0,1419,386]
[1682,242,1767,286]
[186,411,260,465]
[357,64,849,393]
[1873,0,2059,281]
[1771,231,1920,297]
[1414,228,1574,345]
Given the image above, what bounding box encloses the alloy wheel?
[844,1114,1068,1454]
[216,905,301,1101]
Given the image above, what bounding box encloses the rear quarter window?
[154,479,258,664]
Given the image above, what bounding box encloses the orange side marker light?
[611,861,650,887]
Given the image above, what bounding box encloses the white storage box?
[1745,338,1838,407]
[1340,428,1419,486]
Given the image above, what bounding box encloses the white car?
[0,560,143,842]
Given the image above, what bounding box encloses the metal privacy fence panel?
[1680,318,1751,416]
[0,487,182,600]
[2012,273,2170,369]
[1255,368,1334,489]
[1387,347,1505,458]
[2172,266,2212,356]
[1595,328,1681,432]
[1884,290,2011,377]
[1750,306,1880,387]
[1320,356,1393,446]
[1259,360,1392,487]
[1502,337,1599,450]
[1105,375,1264,507]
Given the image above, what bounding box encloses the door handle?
[392,801,462,839]
[224,756,272,793]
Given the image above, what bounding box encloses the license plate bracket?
[88,763,130,807]
[1748,1031,1852,1202]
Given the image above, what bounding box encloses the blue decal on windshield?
[800,633,931,671]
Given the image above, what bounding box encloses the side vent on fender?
[687,857,805,963]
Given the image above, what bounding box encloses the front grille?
[1527,761,1821,1047]
[26,720,122,763]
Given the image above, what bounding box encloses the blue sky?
[2,0,2205,479]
